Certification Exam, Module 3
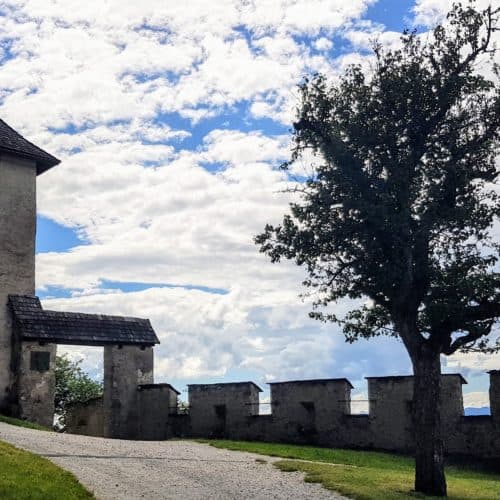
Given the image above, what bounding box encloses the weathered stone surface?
[16,340,57,427]
[66,372,499,459]
[188,382,261,439]
[0,124,162,438]
[489,370,500,422]
[137,384,179,440]
[0,154,36,412]
[65,397,104,437]
[269,378,352,445]
[103,345,154,439]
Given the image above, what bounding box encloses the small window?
[301,401,315,414]
[301,401,316,422]
[30,351,50,372]
[214,404,227,419]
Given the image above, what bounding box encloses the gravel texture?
[0,422,345,499]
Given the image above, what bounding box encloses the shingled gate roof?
[0,119,60,175]
[9,295,160,346]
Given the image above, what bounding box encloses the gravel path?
[0,422,345,500]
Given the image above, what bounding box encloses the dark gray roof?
[365,374,467,384]
[188,381,263,392]
[9,295,159,346]
[268,378,354,389]
[138,383,181,395]
[0,119,60,175]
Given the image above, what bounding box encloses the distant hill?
[464,407,490,416]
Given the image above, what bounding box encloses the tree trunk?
[412,345,447,496]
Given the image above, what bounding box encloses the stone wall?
[489,370,500,421]
[341,374,466,452]
[188,382,261,439]
[137,384,179,440]
[182,373,499,459]
[66,372,500,459]
[103,345,154,439]
[65,397,103,437]
[67,382,182,440]
[269,379,352,445]
[14,340,56,427]
[0,154,36,412]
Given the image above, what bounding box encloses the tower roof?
[0,119,60,175]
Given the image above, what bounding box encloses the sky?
[0,0,498,411]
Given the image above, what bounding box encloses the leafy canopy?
[256,2,500,357]
[54,355,103,429]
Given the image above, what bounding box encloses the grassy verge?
[202,440,500,499]
[0,440,94,499]
[0,414,52,431]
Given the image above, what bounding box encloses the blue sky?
[1,0,497,410]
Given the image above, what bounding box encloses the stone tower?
[0,119,59,412]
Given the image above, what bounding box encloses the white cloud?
[350,391,369,414]
[314,37,334,51]
[463,391,490,409]
[412,0,452,26]
[1,0,497,390]
[412,0,493,27]
[0,0,376,132]
[47,287,414,388]
[343,23,402,52]
[34,129,300,296]
[47,287,336,382]
[200,129,289,166]
[446,352,500,374]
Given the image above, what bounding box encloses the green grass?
[0,440,94,499]
[0,414,52,431]
[202,440,500,499]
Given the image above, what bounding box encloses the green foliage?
[55,355,103,430]
[256,1,500,357]
[0,440,94,499]
[205,440,500,500]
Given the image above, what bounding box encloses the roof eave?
[0,147,61,175]
[20,334,158,347]
[36,158,61,175]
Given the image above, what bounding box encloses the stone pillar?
[269,379,352,446]
[489,370,500,423]
[367,374,466,452]
[137,384,179,440]
[103,345,153,439]
[188,382,261,439]
[16,341,56,427]
[367,376,414,451]
[0,154,37,412]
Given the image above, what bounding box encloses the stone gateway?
[0,119,159,436]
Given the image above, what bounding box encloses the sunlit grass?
[203,440,500,499]
[0,440,94,499]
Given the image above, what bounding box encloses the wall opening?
[55,345,104,431]
[350,390,370,416]
[30,351,50,372]
[214,404,227,437]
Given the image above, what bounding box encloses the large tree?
[256,2,500,496]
